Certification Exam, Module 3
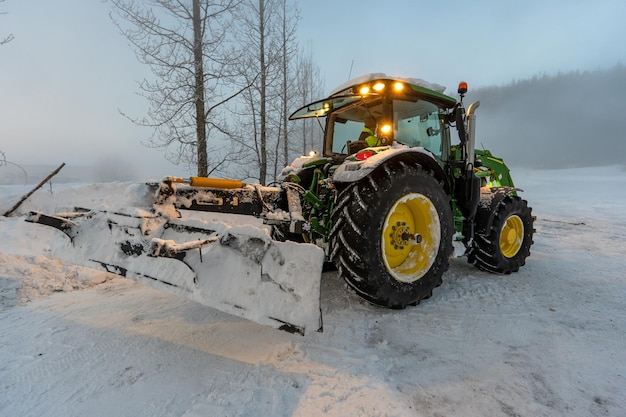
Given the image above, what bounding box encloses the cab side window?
[331,119,365,154]
[395,111,442,157]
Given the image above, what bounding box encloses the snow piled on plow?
[4,181,324,334]
[1,166,626,417]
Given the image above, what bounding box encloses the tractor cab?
[289,74,458,163]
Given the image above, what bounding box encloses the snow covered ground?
[1,166,625,417]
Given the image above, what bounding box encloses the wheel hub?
[382,193,440,284]
[500,214,524,258]
[389,222,423,250]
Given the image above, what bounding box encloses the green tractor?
[282,73,535,308]
[28,74,534,334]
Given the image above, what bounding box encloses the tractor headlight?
[372,82,385,92]
[357,80,405,96]
[379,124,393,145]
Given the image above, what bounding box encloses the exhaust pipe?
[466,101,480,169]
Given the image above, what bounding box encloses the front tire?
[329,161,453,308]
[468,189,534,273]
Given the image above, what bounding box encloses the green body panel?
[451,200,465,238]
[288,166,336,244]
[474,149,515,188]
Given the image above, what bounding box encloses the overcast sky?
[1,0,625,178]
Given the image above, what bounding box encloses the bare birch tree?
[1,0,14,45]
[272,0,299,179]
[227,0,279,184]
[228,0,320,184]
[109,0,245,177]
[293,45,324,156]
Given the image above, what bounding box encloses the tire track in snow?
[1,311,141,389]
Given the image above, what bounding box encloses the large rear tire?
[329,161,453,308]
[468,189,534,273]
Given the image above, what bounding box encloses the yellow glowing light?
[380,124,392,134]
[359,86,370,95]
[393,82,404,91]
[373,82,385,91]
[314,102,330,117]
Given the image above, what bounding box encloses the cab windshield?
[326,97,444,158]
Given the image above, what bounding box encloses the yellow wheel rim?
[500,214,524,258]
[381,193,440,283]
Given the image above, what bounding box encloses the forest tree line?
[468,63,626,168]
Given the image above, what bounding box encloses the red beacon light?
[458,81,468,102]
[457,81,468,95]
[355,150,375,161]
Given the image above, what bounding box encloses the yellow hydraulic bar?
[166,176,244,189]
[190,177,244,189]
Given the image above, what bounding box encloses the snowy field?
[1,165,625,417]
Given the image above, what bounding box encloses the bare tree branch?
[1,0,14,45]
[227,0,322,184]
[108,0,244,177]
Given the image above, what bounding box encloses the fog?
[2,66,625,185]
[2,0,625,182]
[467,64,626,169]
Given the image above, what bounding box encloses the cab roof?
[330,73,447,96]
[290,73,457,120]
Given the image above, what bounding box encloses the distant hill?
[466,63,626,168]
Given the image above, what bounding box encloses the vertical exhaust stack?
[456,81,480,169]
[466,100,480,170]
[456,94,482,242]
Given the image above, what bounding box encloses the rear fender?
[332,146,449,193]
[475,187,521,235]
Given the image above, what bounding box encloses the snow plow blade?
[26,203,324,335]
